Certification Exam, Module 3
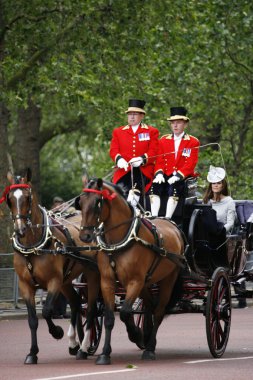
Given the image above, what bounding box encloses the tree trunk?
[12,98,41,199]
[0,102,13,253]
[200,122,222,149]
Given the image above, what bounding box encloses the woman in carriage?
[203,166,236,235]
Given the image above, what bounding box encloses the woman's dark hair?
[203,178,229,204]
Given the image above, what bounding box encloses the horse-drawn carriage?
[4,169,253,364]
[73,178,253,361]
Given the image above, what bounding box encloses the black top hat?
[125,99,146,114]
[167,106,189,121]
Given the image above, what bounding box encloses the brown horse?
[2,169,100,364]
[77,178,185,364]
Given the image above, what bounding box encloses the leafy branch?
[39,115,87,149]
[0,8,61,43]
[6,13,86,89]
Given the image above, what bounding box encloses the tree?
[1,0,253,252]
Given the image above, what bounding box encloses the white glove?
[129,156,143,168]
[127,189,140,207]
[117,158,129,171]
[168,176,180,185]
[153,173,165,184]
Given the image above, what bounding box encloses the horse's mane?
[88,178,128,199]
[30,186,41,213]
[103,180,128,199]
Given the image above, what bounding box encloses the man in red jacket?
[151,106,199,218]
[110,99,159,209]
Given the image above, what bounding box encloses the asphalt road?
[1,308,253,380]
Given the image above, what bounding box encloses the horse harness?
[95,209,187,283]
[81,186,187,282]
[11,204,77,286]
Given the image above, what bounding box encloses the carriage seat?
[186,201,253,277]
[185,204,229,276]
[234,200,253,252]
[235,200,253,226]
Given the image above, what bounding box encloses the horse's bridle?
[80,187,141,251]
[0,184,33,224]
[0,183,58,255]
[80,188,117,232]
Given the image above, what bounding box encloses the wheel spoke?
[206,268,231,358]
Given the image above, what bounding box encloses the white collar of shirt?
[174,132,184,157]
[131,124,139,133]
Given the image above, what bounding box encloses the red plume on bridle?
[0,184,31,204]
[82,188,117,201]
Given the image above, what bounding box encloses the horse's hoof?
[96,354,111,365]
[69,345,80,356]
[142,350,156,360]
[51,326,64,340]
[76,350,88,360]
[24,354,38,364]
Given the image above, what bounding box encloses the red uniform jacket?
[154,133,200,178]
[110,123,159,190]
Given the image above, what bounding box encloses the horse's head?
[76,178,117,243]
[4,169,33,237]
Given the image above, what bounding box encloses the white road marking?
[34,368,136,380]
[185,356,253,364]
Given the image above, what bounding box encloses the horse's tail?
[165,270,184,313]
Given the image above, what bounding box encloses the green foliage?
[40,130,112,207]
[1,0,253,204]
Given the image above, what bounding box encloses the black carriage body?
[179,199,253,280]
[157,195,253,357]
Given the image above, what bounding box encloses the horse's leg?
[96,303,115,365]
[140,287,155,346]
[42,289,64,340]
[25,299,39,364]
[119,282,145,348]
[18,281,39,364]
[96,260,115,365]
[61,284,82,356]
[77,299,97,359]
[141,307,163,360]
[77,270,100,360]
[142,272,179,360]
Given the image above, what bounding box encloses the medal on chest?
[182,148,191,157]
[138,132,150,141]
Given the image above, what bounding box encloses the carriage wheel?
[75,275,104,356]
[205,267,231,358]
[81,301,104,355]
